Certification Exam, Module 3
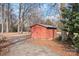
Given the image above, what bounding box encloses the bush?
[73,33,79,49]
[55,35,62,41]
[0,36,7,43]
[0,36,9,55]
[55,33,74,46]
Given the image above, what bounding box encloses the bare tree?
[1,4,4,33]
[7,3,10,32]
[18,3,21,33]
[5,3,12,32]
[18,3,39,33]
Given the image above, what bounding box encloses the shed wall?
[31,25,47,39]
[31,25,57,40]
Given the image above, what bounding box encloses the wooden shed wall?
[31,25,57,40]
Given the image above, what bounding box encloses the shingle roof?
[31,24,57,29]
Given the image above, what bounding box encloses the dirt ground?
[0,32,77,56]
[6,39,59,56]
[0,32,30,37]
[0,32,59,56]
[29,39,76,56]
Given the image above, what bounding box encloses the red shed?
[30,24,57,40]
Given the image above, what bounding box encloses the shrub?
[73,33,79,49]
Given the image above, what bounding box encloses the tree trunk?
[18,3,21,33]
[6,3,10,33]
[61,31,67,41]
[20,18,23,33]
[1,23,4,33]
[6,20,9,32]
[1,4,4,33]
[18,20,20,32]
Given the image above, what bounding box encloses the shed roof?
[31,24,57,29]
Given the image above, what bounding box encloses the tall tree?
[5,3,10,32]
[18,3,21,33]
[18,3,42,33]
[1,4,4,33]
[60,3,79,51]
[59,3,68,41]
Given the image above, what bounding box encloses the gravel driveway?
[5,39,59,56]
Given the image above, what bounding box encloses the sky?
[11,3,60,21]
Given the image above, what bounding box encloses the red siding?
[31,24,57,40]
[46,29,52,40]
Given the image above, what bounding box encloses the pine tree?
[60,3,79,50]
